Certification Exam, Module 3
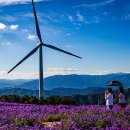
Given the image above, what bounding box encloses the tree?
[46,96,62,105]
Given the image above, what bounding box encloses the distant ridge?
[14,73,130,90]
[0,73,130,90]
[0,87,105,97]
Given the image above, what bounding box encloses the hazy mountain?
[14,73,130,90]
[0,79,30,89]
[0,73,130,95]
[0,72,130,101]
[0,87,105,97]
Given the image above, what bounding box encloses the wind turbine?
[8,0,82,99]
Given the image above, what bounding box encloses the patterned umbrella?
[107,80,123,86]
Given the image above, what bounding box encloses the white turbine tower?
[8,0,82,99]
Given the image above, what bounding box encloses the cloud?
[76,12,84,22]
[47,68,78,74]
[0,71,38,79]
[46,68,79,76]
[48,28,61,35]
[73,23,81,26]
[0,0,50,6]
[72,0,116,8]
[0,42,12,46]
[0,23,7,30]
[67,15,74,22]
[10,25,19,30]
[27,34,37,41]
[47,68,78,72]
[0,23,19,32]
[22,13,34,18]
[96,69,111,75]
[102,0,116,5]
[0,68,78,79]
[0,15,17,22]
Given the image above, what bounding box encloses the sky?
[0,0,130,79]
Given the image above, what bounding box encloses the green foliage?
[0,95,20,102]
[14,118,34,126]
[39,97,46,104]
[0,92,129,105]
[44,113,68,122]
[0,95,76,105]
[96,120,106,128]
[46,96,62,105]
[61,96,76,105]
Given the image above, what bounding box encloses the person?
[105,88,113,110]
[118,86,126,108]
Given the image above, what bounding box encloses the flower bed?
[0,102,129,129]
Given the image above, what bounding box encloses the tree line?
[0,95,76,105]
[0,92,129,105]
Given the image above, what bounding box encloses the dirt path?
[43,121,61,127]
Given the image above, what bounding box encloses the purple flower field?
[0,102,130,130]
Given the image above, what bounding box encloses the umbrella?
[107,81,123,86]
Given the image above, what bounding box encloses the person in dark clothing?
[118,87,126,108]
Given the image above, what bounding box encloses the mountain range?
[4,73,130,90]
[0,73,130,97]
[0,87,105,98]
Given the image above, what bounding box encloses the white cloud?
[0,0,47,6]
[0,23,20,32]
[27,34,37,41]
[47,68,78,74]
[0,71,38,79]
[47,68,78,71]
[96,69,111,75]
[10,24,19,30]
[103,0,116,5]
[73,4,96,8]
[45,68,79,76]
[68,15,74,22]
[76,12,84,22]
[0,68,78,79]
[0,23,7,30]
[0,42,12,46]
[72,0,116,8]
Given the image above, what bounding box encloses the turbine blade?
[43,43,82,59]
[8,44,42,74]
[32,0,42,42]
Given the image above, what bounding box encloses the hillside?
[0,79,30,88]
[15,73,130,90]
[0,87,105,97]
[0,73,130,97]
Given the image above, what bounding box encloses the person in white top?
[118,87,126,108]
[105,88,113,110]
